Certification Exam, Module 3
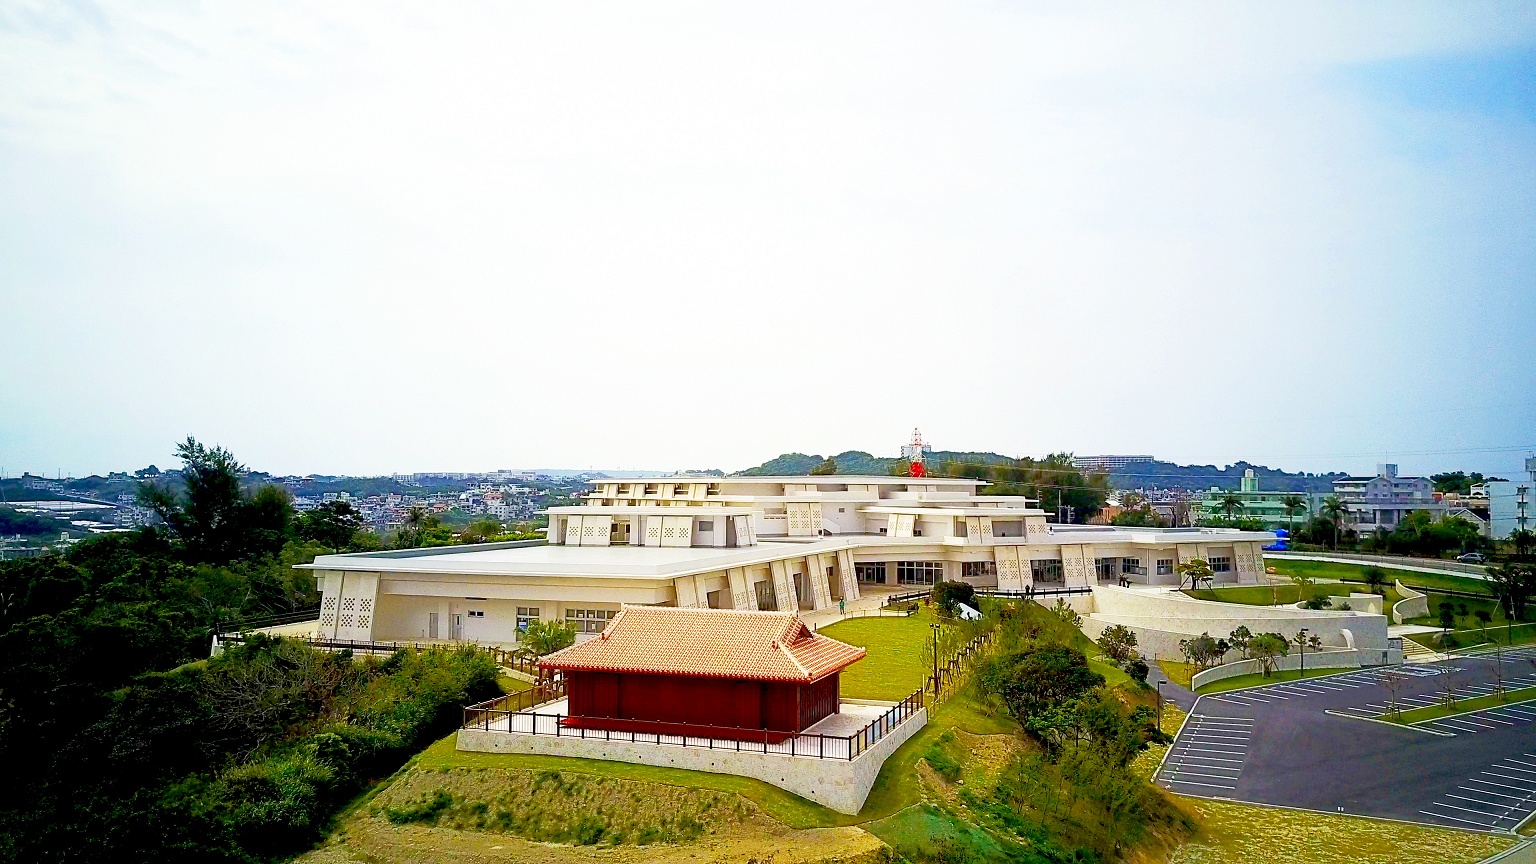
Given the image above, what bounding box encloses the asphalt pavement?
[1157,648,1536,833]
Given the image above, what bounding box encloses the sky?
[2,1,1534,479]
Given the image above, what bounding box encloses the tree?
[1228,625,1253,659]
[979,645,1105,723]
[1489,563,1536,623]
[1361,565,1387,595]
[1437,660,1461,709]
[458,517,505,544]
[1490,644,1507,699]
[1249,633,1289,677]
[394,506,452,548]
[931,580,977,617]
[1177,558,1214,592]
[297,500,364,551]
[1292,630,1311,672]
[1438,602,1456,636]
[1177,633,1223,670]
[1281,495,1307,534]
[1097,624,1138,666]
[1320,496,1349,550]
[1476,608,1493,634]
[519,619,576,655]
[1218,492,1243,520]
[136,437,295,564]
[809,456,837,476]
[1378,667,1407,718]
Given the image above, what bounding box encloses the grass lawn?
[1185,582,1402,608]
[1405,622,1536,651]
[1265,557,1493,597]
[1159,659,1196,689]
[1386,686,1536,724]
[1168,797,1515,864]
[819,607,938,700]
[1195,668,1360,695]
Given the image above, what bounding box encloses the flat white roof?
[299,538,859,580]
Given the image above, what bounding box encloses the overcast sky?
[2,2,1534,479]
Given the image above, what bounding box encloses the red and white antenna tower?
[901,428,929,478]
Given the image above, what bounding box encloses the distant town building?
[1192,469,1320,529]
[1071,455,1154,472]
[1489,456,1536,540]
[1332,464,1446,534]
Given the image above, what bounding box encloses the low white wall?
[455,708,927,815]
[1190,648,1361,690]
[1082,585,1394,665]
[1393,580,1429,624]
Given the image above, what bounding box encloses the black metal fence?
[461,687,925,761]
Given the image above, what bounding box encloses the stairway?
[1401,638,1441,664]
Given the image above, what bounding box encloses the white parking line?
[1460,785,1532,802]
[1419,808,1502,828]
[1163,778,1235,790]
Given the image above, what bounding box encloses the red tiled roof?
[537,606,866,683]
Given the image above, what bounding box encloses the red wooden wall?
[565,671,840,736]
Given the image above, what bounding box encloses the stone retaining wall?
[455,708,927,815]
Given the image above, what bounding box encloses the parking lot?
[1157,648,1536,832]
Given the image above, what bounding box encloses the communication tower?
[901,428,932,478]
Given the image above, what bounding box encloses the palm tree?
[1281,495,1306,537]
[1219,492,1243,521]
[1320,496,1348,550]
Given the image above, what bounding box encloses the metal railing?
[880,585,1092,606]
[215,633,494,656]
[461,687,925,761]
[215,606,322,636]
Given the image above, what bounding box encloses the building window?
[643,484,658,495]
[1094,557,1117,581]
[697,520,714,532]
[516,606,540,632]
[896,561,943,585]
[468,609,485,618]
[673,484,688,497]
[1156,559,1175,576]
[1031,559,1064,584]
[855,562,885,583]
[1208,556,1232,573]
[566,608,616,634]
[1121,557,1144,575]
[962,561,996,579]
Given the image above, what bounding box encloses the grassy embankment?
[1156,659,1358,694]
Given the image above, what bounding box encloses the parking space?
[1159,714,1253,792]
[1421,753,1536,831]
[1156,654,1536,833]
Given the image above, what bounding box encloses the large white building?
[1489,457,1536,540]
[300,475,1275,645]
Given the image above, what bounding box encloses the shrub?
[931,581,978,617]
[384,789,455,825]
[1125,658,1149,686]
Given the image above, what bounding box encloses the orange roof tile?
[537,606,866,683]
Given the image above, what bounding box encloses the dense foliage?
[0,438,500,863]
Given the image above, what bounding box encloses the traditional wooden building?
[537,605,866,740]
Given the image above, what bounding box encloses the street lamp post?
[1297,628,1309,674]
[1156,680,1164,731]
[931,622,941,697]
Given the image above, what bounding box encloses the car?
[1456,552,1486,564]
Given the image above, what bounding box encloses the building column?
[836,549,860,601]
[805,555,832,611]
[770,560,796,613]
[674,575,700,608]
[728,567,756,610]
[1060,545,1090,589]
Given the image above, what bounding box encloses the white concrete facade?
[298,475,1275,644]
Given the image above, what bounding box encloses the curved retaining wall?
[1189,649,1360,690]
[1081,585,1396,666]
[1392,580,1429,624]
